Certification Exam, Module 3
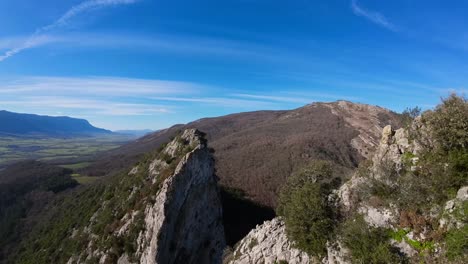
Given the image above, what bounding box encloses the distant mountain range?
[114,129,154,137]
[0,110,112,137]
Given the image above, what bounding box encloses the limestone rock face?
[337,125,409,227]
[324,101,400,159]
[227,218,313,264]
[323,241,349,264]
[136,129,225,264]
[227,218,351,264]
[139,129,225,264]
[74,129,225,264]
[439,185,468,230]
[371,125,409,180]
[335,176,366,211]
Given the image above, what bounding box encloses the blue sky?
[0,0,466,130]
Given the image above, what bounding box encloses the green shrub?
[405,238,434,253]
[401,106,422,127]
[341,216,405,264]
[401,152,417,167]
[289,160,333,186]
[398,149,468,209]
[423,94,468,151]
[389,228,410,243]
[445,225,468,261]
[277,160,336,258]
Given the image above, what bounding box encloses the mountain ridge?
[85,100,403,207]
[0,110,111,137]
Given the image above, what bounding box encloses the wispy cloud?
[232,93,314,104]
[0,76,199,96]
[0,0,139,61]
[0,96,170,116]
[350,0,397,32]
[0,76,299,116]
[0,74,383,129]
[151,96,277,108]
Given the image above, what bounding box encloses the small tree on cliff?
[423,93,468,151]
[277,160,337,258]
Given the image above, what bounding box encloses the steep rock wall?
[137,130,225,264]
[70,129,225,264]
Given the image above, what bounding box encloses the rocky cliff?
[118,129,225,264]
[134,129,225,264]
[226,218,312,264]
[227,217,348,264]
[21,129,226,264]
[228,115,467,263]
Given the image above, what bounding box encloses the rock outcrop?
[440,186,468,230]
[71,129,226,264]
[323,100,401,159]
[227,217,350,264]
[136,130,225,264]
[226,124,414,264]
[227,218,312,264]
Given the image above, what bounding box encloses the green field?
[0,135,132,169]
[71,173,99,184]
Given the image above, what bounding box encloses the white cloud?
[0,30,311,66]
[0,35,58,61]
[0,75,368,121]
[50,0,139,30]
[351,0,397,31]
[0,76,200,96]
[232,93,314,104]
[0,0,139,61]
[151,96,276,108]
[0,76,209,117]
[0,96,170,116]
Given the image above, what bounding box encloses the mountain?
[85,101,402,207]
[0,110,111,136]
[4,97,467,264]
[114,129,154,138]
[228,95,468,263]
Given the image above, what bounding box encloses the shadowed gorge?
[220,187,276,247]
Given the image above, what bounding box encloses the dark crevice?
[220,186,275,247]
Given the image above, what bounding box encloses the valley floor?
[0,135,131,169]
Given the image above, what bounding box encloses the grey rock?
[137,129,225,264]
[72,129,225,264]
[228,218,313,264]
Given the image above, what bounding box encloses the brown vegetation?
[85,101,401,207]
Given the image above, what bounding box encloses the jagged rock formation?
[322,100,398,159]
[440,186,468,230]
[226,218,312,264]
[227,218,349,264]
[68,129,225,264]
[337,123,467,261]
[228,118,467,263]
[135,130,225,264]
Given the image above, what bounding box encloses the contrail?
[350,0,397,32]
[0,0,139,62]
